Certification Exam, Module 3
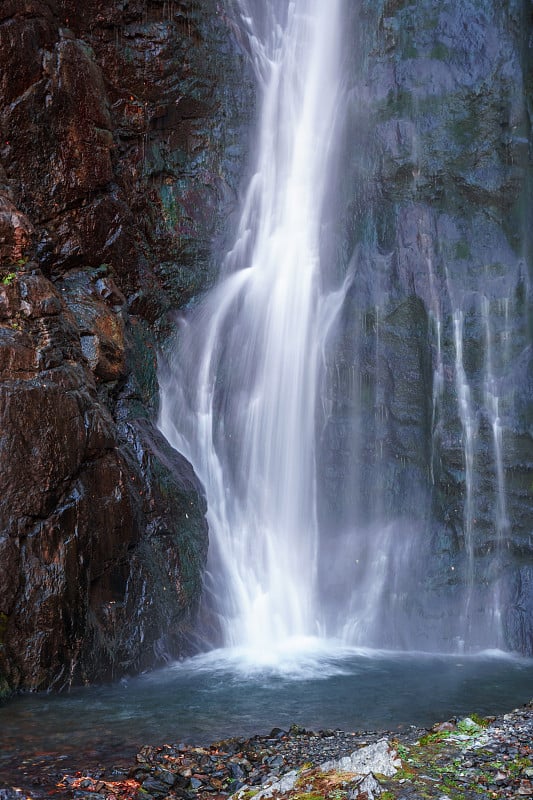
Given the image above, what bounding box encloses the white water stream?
[158,0,524,658]
[159,0,346,650]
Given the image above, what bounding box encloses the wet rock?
[0,0,248,692]
[0,272,207,690]
[143,776,176,795]
[58,268,127,381]
[318,0,533,653]
[0,196,34,264]
[1,0,254,296]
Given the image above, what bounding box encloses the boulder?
[0,270,207,691]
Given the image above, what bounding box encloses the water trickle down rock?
[317,0,533,653]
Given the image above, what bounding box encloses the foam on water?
[166,638,384,681]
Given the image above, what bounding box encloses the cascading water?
[452,311,476,584]
[158,0,532,658]
[159,0,346,651]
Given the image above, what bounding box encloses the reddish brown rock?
[1,0,252,292]
[0,6,53,105]
[0,0,249,693]
[4,33,113,217]
[59,268,128,381]
[0,196,35,265]
[0,271,207,691]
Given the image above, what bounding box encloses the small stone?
[433,721,456,733]
[347,773,381,800]
[265,755,284,768]
[494,770,508,783]
[229,764,246,780]
[141,777,172,796]
[322,739,397,777]
[154,768,177,786]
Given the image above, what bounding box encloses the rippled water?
[1,643,532,790]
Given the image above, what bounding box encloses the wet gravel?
[129,726,393,796]
[378,701,533,799]
[1,702,531,799]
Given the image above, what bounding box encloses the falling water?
[481,295,509,644]
[419,228,444,486]
[159,0,346,650]
[482,296,509,546]
[452,311,476,586]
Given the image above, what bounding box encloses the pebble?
[5,702,532,799]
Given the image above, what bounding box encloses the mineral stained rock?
[0,0,253,693]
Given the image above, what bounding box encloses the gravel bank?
[1,702,531,799]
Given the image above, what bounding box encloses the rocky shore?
[1,701,531,800]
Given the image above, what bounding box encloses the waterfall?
[159,0,346,650]
[157,0,530,658]
[452,311,476,588]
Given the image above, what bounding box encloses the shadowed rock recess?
[0,0,253,694]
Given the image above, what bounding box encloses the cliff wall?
[0,0,253,693]
[318,0,533,652]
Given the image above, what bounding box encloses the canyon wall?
[0,0,253,694]
[318,0,533,652]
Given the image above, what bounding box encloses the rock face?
[317,0,533,652]
[0,0,253,693]
[1,0,253,304]
[0,267,208,691]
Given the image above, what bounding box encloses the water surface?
[1,643,531,791]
